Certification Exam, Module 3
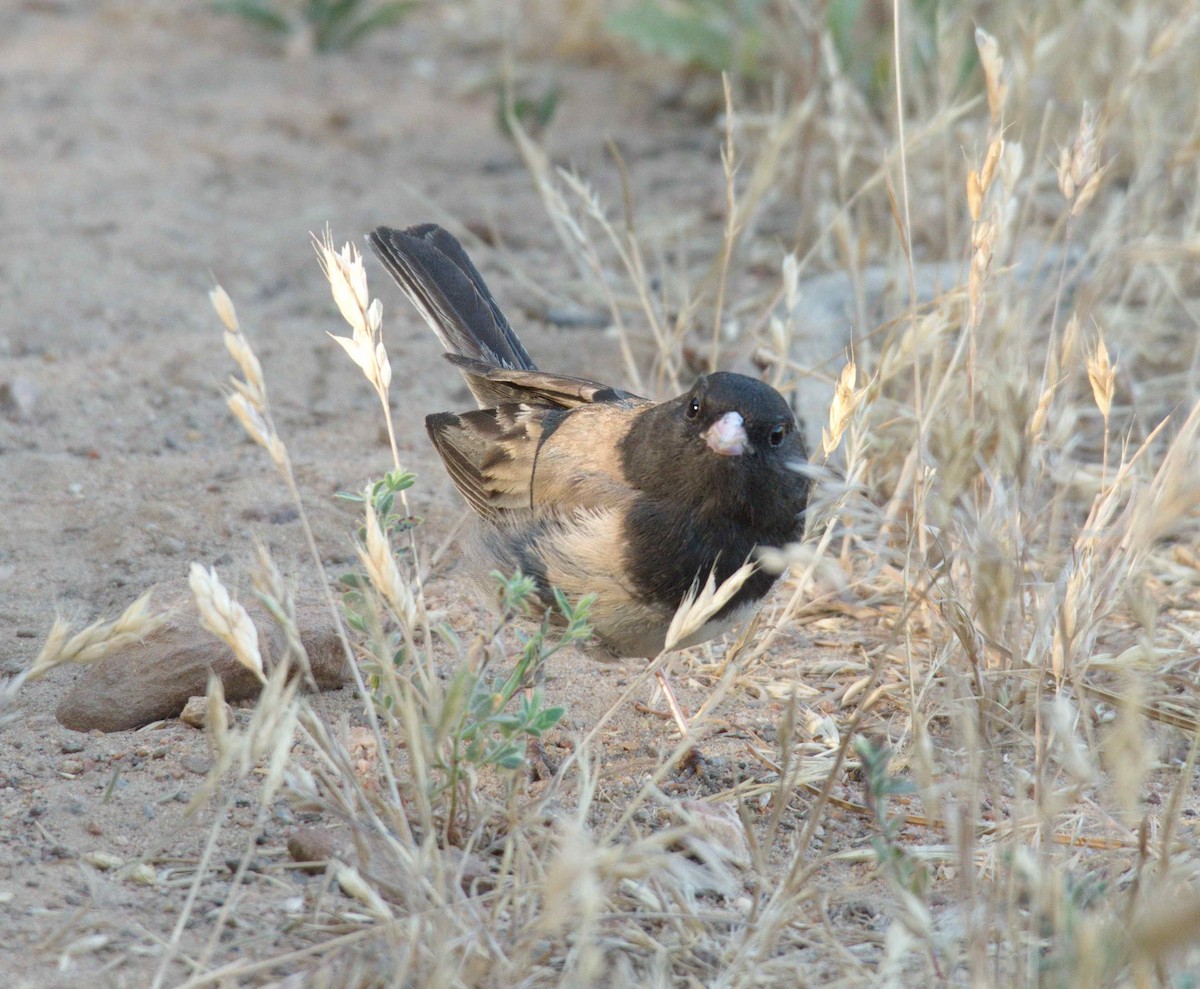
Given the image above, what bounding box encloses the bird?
[367,223,811,744]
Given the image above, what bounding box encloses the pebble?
[0,376,38,419]
[158,536,186,555]
[180,695,230,729]
[180,755,213,775]
[83,851,124,871]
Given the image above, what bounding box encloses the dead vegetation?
[11,0,1200,985]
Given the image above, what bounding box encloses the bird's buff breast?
[466,507,767,659]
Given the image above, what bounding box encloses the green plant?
[855,736,928,896]
[449,576,593,772]
[334,465,587,782]
[604,0,979,110]
[825,0,978,107]
[497,81,562,140]
[605,0,770,78]
[433,574,591,835]
[213,0,418,53]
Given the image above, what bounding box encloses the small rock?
[287,827,342,871]
[180,755,213,775]
[58,758,85,776]
[241,504,299,525]
[0,376,38,420]
[60,738,86,754]
[55,584,348,732]
[83,851,124,871]
[179,695,229,729]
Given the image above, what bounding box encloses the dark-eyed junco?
[367,223,810,738]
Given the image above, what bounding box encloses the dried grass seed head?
[28,591,167,678]
[189,562,264,680]
[1086,335,1116,419]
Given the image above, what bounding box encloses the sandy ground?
[0,3,859,984]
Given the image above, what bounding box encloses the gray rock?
[784,246,1083,450]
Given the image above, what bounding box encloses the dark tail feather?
[367,224,536,373]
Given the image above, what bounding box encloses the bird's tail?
[367,224,536,375]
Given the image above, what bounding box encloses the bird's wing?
[426,405,551,521]
[444,355,643,409]
[426,400,647,521]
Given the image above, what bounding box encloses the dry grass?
[15,0,1200,985]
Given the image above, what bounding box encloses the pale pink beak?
[704,410,749,456]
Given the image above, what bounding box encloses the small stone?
[61,737,86,754]
[56,584,348,732]
[287,827,342,871]
[0,376,38,420]
[180,755,212,775]
[179,695,227,729]
[158,536,186,556]
[241,504,299,525]
[83,851,124,871]
[58,758,85,776]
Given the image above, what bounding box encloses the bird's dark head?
[683,372,798,459]
[621,372,810,535]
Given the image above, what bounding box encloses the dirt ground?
[0,3,858,985]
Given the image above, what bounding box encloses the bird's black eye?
[769,423,789,447]
[686,397,701,419]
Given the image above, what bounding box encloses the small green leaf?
[530,706,565,733]
[212,0,291,34]
[605,3,732,72]
[329,1,418,50]
[496,750,525,770]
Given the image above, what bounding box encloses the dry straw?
[65,3,1200,984]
